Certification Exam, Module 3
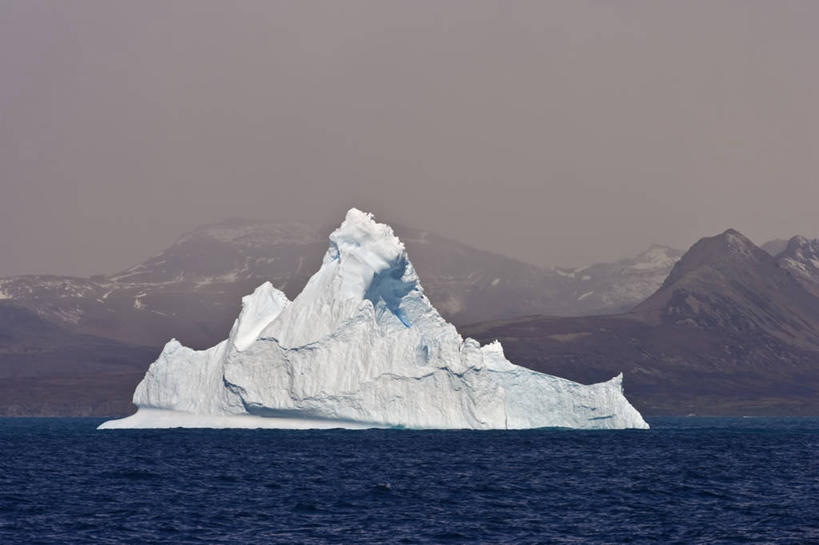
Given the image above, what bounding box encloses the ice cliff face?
[100,209,648,430]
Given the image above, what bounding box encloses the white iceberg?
[100,209,648,430]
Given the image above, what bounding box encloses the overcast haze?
[2,1,818,277]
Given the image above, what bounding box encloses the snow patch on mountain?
[554,268,575,278]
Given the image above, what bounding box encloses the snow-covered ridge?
[774,236,819,298]
[778,236,819,278]
[100,209,648,430]
[545,245,682,313]
[630,245,681,271]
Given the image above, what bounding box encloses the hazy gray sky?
[2,1,818,277]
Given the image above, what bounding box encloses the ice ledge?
[98,408,384,430]
[98,406,648,431]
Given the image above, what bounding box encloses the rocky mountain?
[465,229,819,415]
[0,219,680,350]
[638,230,819,348]
[773,235,819,298]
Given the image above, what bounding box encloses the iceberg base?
[98,408,385,430]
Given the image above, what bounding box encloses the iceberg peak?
[326,208,406,264]
[325,208,417,302]
[259,209,427,349]
[100,209,648,430]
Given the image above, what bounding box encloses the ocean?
[1,417,817,544]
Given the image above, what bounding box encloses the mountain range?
[1,219,818,416]
[0,219,681,348]
[465,232,819,415]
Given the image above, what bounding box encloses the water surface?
[1,417,817,544]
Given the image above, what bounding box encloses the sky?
[1,1,818,277]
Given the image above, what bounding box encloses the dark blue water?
[1,418,817,544]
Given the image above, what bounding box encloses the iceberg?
[100,209,648,430]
